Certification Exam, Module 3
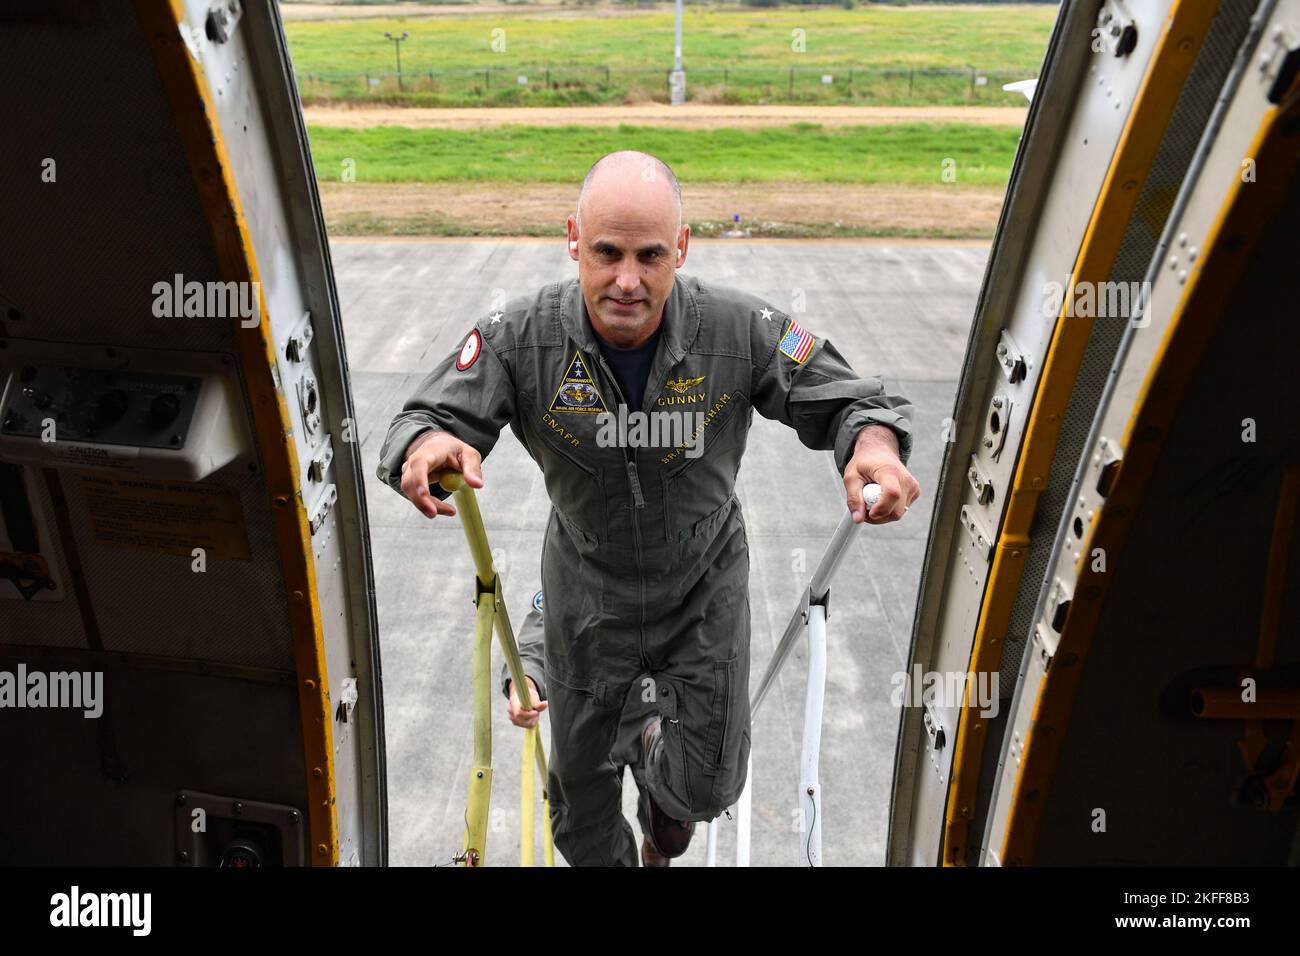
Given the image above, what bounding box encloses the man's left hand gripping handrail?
[439,471,554,867]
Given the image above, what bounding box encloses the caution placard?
[80,475,251,560]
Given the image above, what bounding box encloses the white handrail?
[712,483,881,866]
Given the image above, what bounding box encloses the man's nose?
[615,263,640,293]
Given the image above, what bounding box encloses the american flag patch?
[779,319,816,364]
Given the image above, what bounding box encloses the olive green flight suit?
[377,272,913,866]
[501,591,660,852]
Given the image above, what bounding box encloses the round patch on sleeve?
[456,329,482,370]
[532,590,544,613]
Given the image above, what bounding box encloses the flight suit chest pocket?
[553,504,599,553]
[524,388,606,551]
[660,396,748,543]
[523,387,600,469]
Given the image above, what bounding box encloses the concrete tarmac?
[338,237,988,866]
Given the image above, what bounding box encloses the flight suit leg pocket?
[648,674,695,816]
[548,662,608,709]
[703,655,750,811]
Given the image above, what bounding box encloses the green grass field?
[288,3,1056,106]
[307,122,1019,185]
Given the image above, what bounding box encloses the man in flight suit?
[376,149,920,867]
[499,591,668,863]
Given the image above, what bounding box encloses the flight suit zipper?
[589,351,649,666]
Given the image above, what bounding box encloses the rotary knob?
[93,389,129,429]
[148,392,181,427]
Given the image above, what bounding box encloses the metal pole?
[460,590,494,866]
[384,31,409,93]
[441,473,551,791]
[521,721,534,866]
[751,484,880,718]
[736,752,752,866]
[739,484,879,865]
[798,604,827,866]
[674,0,682,71]
[670,0,685,105]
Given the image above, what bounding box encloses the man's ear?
[566,215,580,261]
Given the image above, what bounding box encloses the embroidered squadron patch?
[532,590,544,613]
[456,329,482,370]
[664,375,706,394]
[778,319,816,364]
[548,350,608,414]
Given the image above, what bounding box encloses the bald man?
[377,150,919,867]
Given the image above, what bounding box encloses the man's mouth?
[609,297,643,309]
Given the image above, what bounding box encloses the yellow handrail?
[440,472,554,867]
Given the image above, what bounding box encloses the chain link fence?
[297,65,1031,107]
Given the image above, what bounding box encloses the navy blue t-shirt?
[595,326,661,411]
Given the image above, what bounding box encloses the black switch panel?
[1,366,201,449]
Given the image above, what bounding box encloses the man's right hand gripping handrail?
[438,471,548,772]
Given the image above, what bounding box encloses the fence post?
[970,67,976,98]
[908,69,914,97]
[789,66,794,97]
[724,67,728,90]
[486,69,490,90]
[605,66,610,84]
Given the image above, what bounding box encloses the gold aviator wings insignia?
[665,375,706,394]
